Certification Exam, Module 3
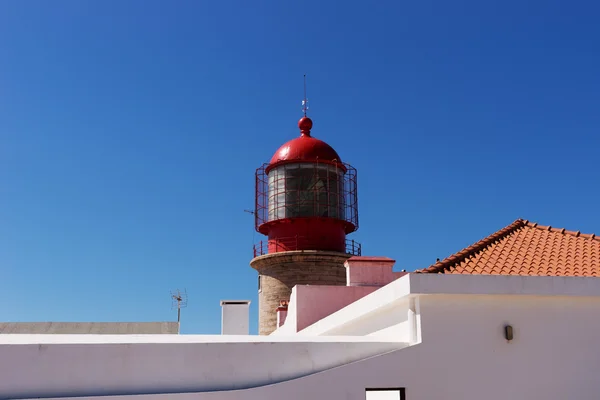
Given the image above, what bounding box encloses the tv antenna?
[170,289,188,323]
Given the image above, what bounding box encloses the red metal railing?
[253,236,362,258]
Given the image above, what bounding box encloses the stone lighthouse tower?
[251,100,360,335]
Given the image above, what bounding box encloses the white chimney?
[220,300,251,335]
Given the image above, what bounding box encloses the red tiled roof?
[415,219,600,277]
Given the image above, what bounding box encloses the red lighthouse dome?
[268,117,343,167]
[254,114,359,255]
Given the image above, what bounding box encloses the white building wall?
[321,299,411,342]
[0,336,405,399]
[6,275,600,400]
[269,293,600,400]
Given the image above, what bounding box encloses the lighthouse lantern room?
[254,116,360,256]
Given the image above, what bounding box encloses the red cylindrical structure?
[254,116,359,255]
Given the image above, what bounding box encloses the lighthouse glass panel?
[267,163,345,221]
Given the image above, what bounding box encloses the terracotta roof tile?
[415,219,600,277]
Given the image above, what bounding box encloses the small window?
[365,388,405,400]
[258,275,262,293]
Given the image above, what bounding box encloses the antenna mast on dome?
[302,74,309,116]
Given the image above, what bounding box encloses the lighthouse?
[251,97,360,335]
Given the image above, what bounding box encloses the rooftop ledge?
[0,334,405,345]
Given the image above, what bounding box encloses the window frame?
[365,388,406,400]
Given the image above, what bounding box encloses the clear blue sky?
[1,0,599,334]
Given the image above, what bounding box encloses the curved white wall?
[15,293,600,400]
[0,336,404,399]
[7,275,600,400]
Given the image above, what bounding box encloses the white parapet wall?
[0,322,179,334]
[0,334,406,399]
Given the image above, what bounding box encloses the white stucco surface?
[220,301,250,335]
[0,335,406,399]
[4,274,600,400]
